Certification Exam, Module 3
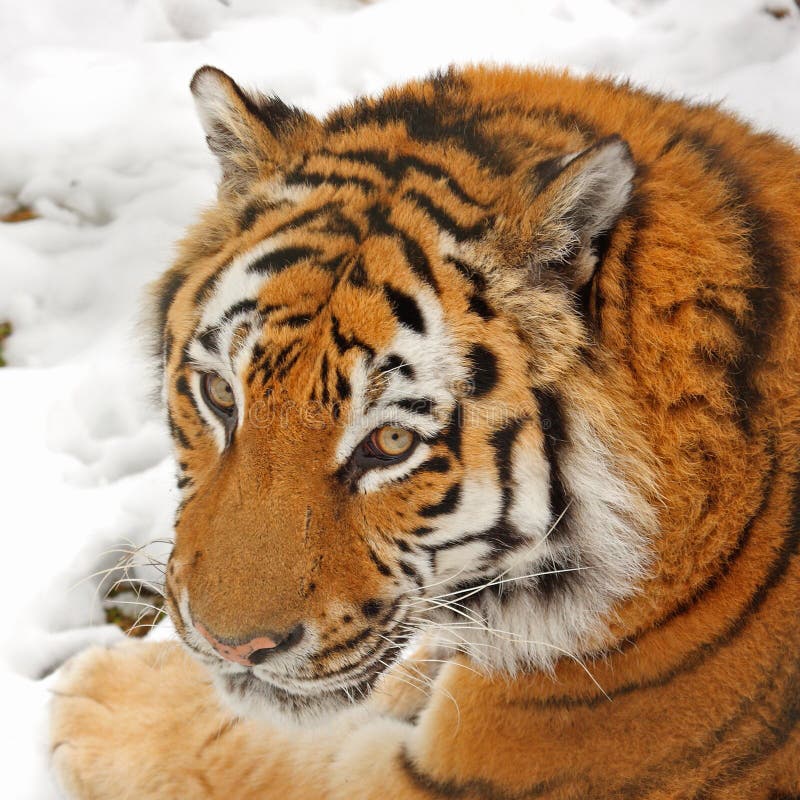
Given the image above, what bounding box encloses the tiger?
[50,64,800,799]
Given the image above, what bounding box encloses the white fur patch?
[421,405,654,674]
[182,237,291,450]
[335,287,465,494]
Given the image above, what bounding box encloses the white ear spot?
[190,66,239,142]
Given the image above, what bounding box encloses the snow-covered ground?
[1,0,798,795]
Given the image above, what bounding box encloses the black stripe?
[258,303,286,317]
[490,416,526,486]
[154,271,186,338]
[277,313,313,328]
[193,268,222,307]
[272,340,301,372]
[167,410,192,450]
[325,210,362,242]
[615,192,649,375]
[531,153,568,192]
[412,456,450,475]
[403,188,488,241]
[319,147,485,208]
[326,91,599,176]
[248,246,320,275]
[318,252,348,274]
[468,417,528,563]
[399,560,423,585]
[197,300,259,351]
[238,198,268,231]
[275,350,302,380]
[466,344,499,398]
[330,315,375,358]
[419,483,461,518]
[346,255,368,286]
[397,227,438,292]
[398,746,557,800]
[197,326,220,353]
[315,627,374,661]
[222,299,258,321]
[596,638,800,800]
[533,389,571,528]
[368,549,392,577]
[335,369,351,401]
[234,87,308,139]
[393,397,435,416]
[319,353,330,406]
[660,129,786,432]
[467,293,494,320]
[267,202,341,237]
[396,152,486,207]
[326,94,514,175]
[441,404,463,460]
[285,168,376,194]
[162,330,175,365]
[380,354,414,380]
[174,374,202,419]
[367,205,438,291]
[685,665,800,798]
[238,198,285,232]
[384,284,426,334]
[447,256,487,292]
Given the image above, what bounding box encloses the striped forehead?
[185,235,307,375]
[184,223,466,407]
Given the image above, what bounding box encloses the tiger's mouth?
[184,608,412,724]
[216,661,389,723]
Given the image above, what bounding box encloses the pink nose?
[195,621,304,666]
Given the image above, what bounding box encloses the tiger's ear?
[527,135,635,289]
[190,66,317,196]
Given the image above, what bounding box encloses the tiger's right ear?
[190,66,318,196]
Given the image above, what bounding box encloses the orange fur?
[52,65,800,798]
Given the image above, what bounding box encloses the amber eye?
[372,426,415,457]
[201,373,236,417]
[347,425,419,477]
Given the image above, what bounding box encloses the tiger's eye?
[372,426,414,457]
[202,373,236,415]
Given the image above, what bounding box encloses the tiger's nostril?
[247,624,305,664]
[195,621,305,666]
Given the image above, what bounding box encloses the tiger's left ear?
[527,135,635,289]
[190,66,319,197]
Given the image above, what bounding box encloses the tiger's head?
[152,66,657,723]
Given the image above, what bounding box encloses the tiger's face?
[155,67,656,723]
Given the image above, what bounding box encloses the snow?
[1,0,798,795]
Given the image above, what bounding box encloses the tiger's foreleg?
[50,640,449,800]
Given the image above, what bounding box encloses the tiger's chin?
[210,667,384,727]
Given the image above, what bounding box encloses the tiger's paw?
[368,641,447,722]
[50,640,231,799]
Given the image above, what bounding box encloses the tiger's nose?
[195,621,305,666]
